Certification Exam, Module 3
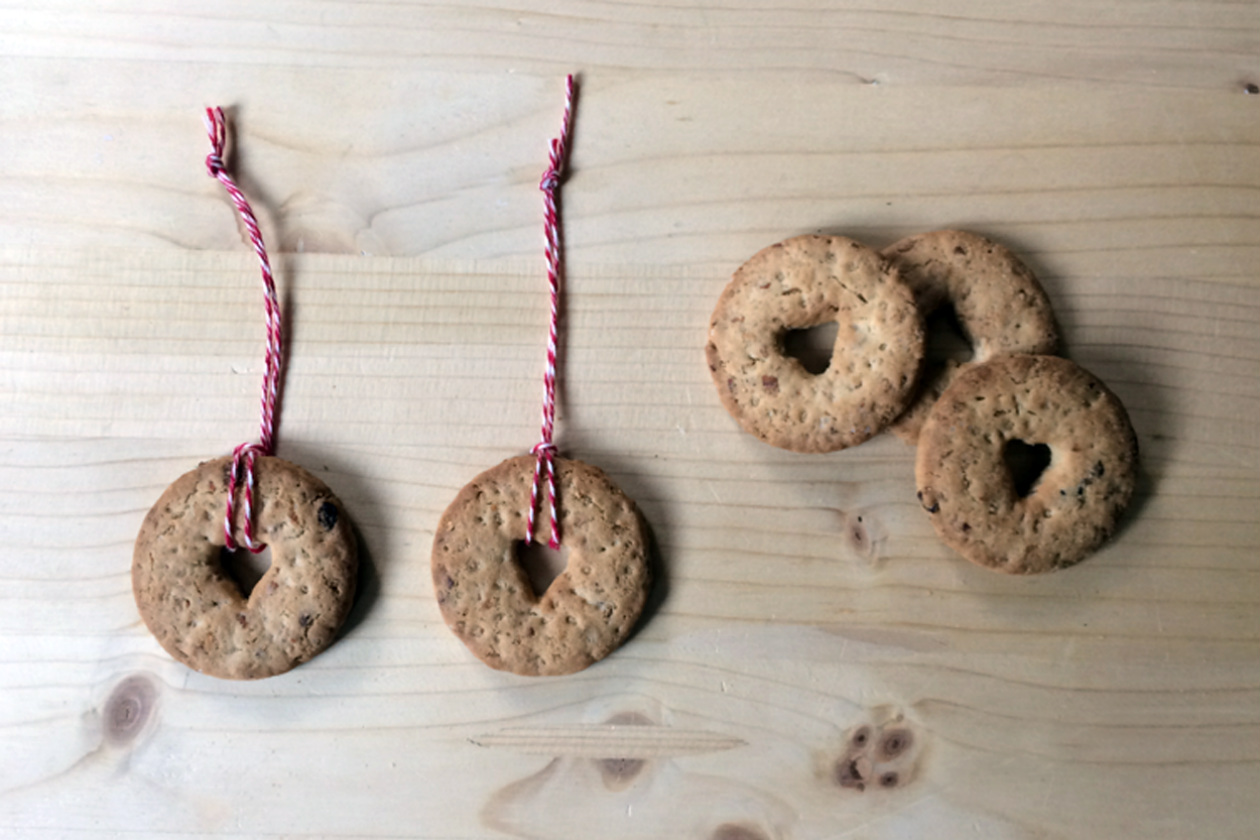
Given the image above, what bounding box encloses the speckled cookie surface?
[882,230,1060,443]
[132,456,358,679]
[431,456,651,677]
[916,355,1138,574]
[706,235,925,452]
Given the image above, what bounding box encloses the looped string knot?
[203,107,227,176]
[202,106,284,554]
[526,76,576,552]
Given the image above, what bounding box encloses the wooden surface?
[2,2,1258,838]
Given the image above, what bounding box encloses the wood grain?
[1,1,1258,838]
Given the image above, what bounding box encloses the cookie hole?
[515,540,570,600]
[219,544,271,599]
[924,302,973,365]
[783,321,838,374]
[1004,439,1052,498]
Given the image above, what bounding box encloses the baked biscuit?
[133,456,358,679]
[706,235,925,452]
[916,354,1138,574]
[431,456,651,677]
[882,230,1059,443]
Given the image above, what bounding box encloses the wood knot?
[831,714,921,794]
[711,823,770,840]
[596,757,646,789]
[837,509,884,563]
[103,674,158,746]
[594,711,653,791]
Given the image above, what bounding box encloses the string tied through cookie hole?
[203,106,284,552]
[526,75,576,551]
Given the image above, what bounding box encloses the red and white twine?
[527,75,576,550]
[203,106,283,554]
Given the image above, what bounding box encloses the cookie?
[431,455,651,677]
[881,230,1060,443]
[915,354,1138,574]
[706,235,925,452]
[133,456,358,679]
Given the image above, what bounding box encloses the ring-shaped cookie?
[431,456,651,677]
[706,235,925,452]
[916,355,1138,574]
[881,230,1060,443]
[132,456,358,679]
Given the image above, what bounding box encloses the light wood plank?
[2,244,1257,837]
[1,1,1258,837]
[1,0,1254,88]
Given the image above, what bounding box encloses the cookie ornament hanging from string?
[431,77,652,677]
[131,108,358,680]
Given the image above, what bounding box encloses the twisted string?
[204,106,283,554]
[527,75,575,550]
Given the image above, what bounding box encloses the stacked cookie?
[707,231,1138,574]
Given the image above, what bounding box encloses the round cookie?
[431,456,651,677]
[133,456,358,679]
[881,230,1060,443]
[915,354,1138,574]
[706,235,925,452]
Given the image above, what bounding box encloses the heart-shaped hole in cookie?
[783,321,838,375]
[515,540,570,600]
[1004,439,1052,498]
[220,544,272,599]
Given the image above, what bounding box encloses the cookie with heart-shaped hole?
[916,354,1138,573]
[431,456,651,676]
[706,235,925,453]
[132,456,358,679]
